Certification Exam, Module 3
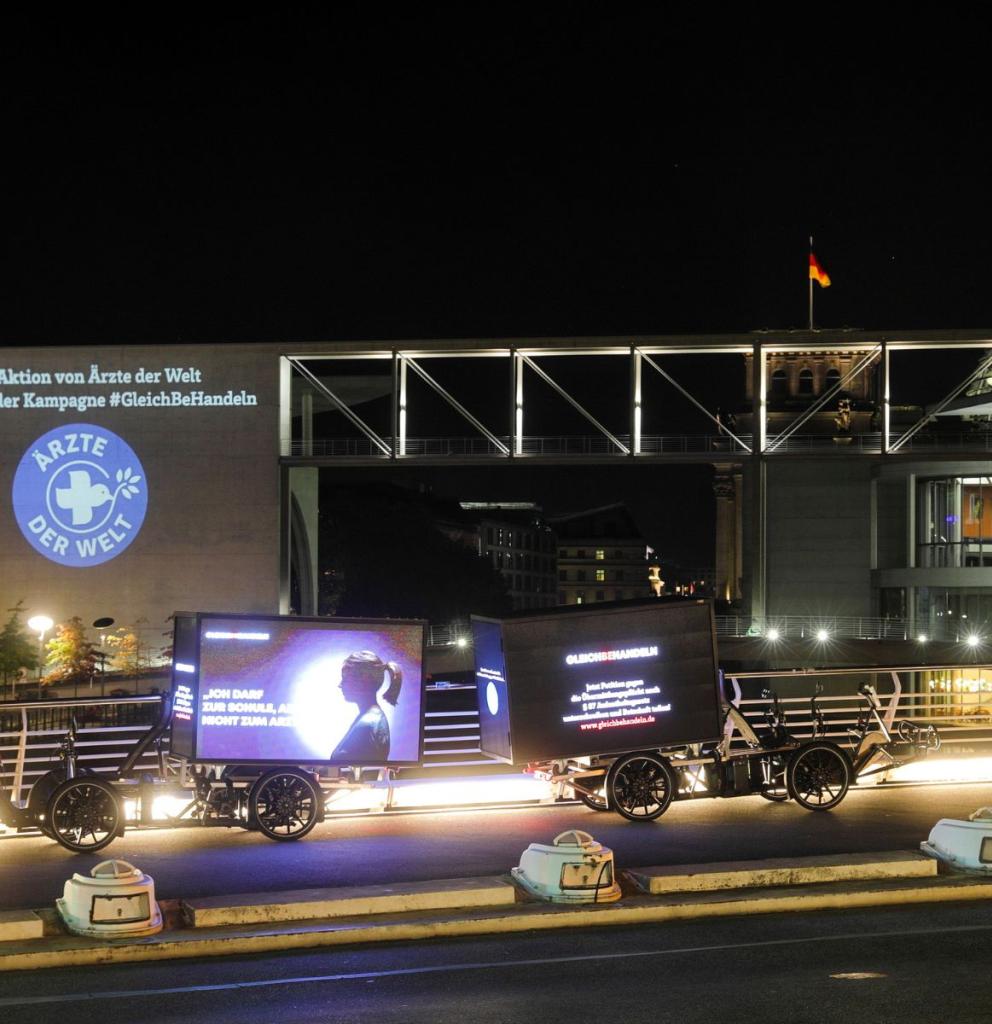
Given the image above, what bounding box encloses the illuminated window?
[595,549,605,560]
[595,569,605,582]
[576,592,585,604]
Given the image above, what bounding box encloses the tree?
[0,601,39,698]
[45,617,97,687]
[105,618,152,677]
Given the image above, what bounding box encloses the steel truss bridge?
[278,329,992,465]
[276,330,992,618]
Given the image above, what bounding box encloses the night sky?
[4,14,991,346]
[3,16,990,567]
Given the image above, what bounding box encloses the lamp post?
[93,618,115,698]
[26,615,53,698]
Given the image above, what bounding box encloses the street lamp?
[26,615,53,693]
[93,617,115,698]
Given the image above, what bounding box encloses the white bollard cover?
[921,811,992,873]
[57,859,163,937]
[512,829,622,903]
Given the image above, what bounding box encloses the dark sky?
[4,14,992,346]
[4,16,989,568]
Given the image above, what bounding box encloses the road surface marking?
[0,922,989,1007]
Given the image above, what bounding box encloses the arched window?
[825,367,841,392]
[798,368,814,395]
[771,369,788,397]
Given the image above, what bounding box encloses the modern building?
[550,503,654,605]
[461,502,558,610]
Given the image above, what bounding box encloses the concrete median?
[2,851,991,972]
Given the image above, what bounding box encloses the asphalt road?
[3,779,992,912]
[2,900,992,1023]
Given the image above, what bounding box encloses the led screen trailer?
[170,613,426,766]
[472,601,722,764]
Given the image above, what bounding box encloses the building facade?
[551,503,653,605]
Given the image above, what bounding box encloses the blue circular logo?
[12,423,148,568]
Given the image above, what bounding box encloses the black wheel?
[787,743,851,811]
[45,777,123,853]
[757,756,790,802]
[576,786,609,811]
[607,752,675,822]
[249,768,322,841]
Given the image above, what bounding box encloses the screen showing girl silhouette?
[330,651,402,762]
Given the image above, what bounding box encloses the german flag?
[809,252,831,288]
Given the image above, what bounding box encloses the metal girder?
[518,353,630,455]
[288,357,392,457]
[637,349,752,454]
[764,346,881,453]
[402,356,510,455]
[888,349,992,452]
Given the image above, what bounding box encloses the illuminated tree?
[105,618,152,676]
[45,617,97,686]
[0,600,39,696]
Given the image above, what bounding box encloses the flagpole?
[808,235,814,331]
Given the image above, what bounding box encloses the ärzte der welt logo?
[11,423,148,567]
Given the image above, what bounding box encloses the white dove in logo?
[55,470,113,526]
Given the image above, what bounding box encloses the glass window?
[798,368,814,395]
[577,549,586,559]
[917,476,992,568]
[595,569,605,582]
[576,592,585,605]
[559,569,567,581]
[595,590,605,601]
[577,570,586,582]
[771,368,788,397]
[825,367,841,391]
[595,549,605,560]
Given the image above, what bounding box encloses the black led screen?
[480,601,721,763]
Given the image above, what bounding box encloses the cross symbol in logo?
[55,470,113,526]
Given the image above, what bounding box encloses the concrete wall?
[764,460,873,618]
[0,343,283,636]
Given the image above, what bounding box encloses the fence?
[4,666,992,811]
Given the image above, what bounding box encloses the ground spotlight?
[455,636,468,648]
[917,634,928,643]
[815,629,830,642]
[967,634,981,648]
[766,628,780,642]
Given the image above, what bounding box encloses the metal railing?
[282,430,992,460]
[427,616,970,646]
[0,696,165,806]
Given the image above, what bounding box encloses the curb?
[2,852,991,972]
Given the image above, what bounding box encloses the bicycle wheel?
[45,777,123,853]
[576,786,609,811]
[248,768,322,841]
[787,743,851,811]
[607,753,675,822]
